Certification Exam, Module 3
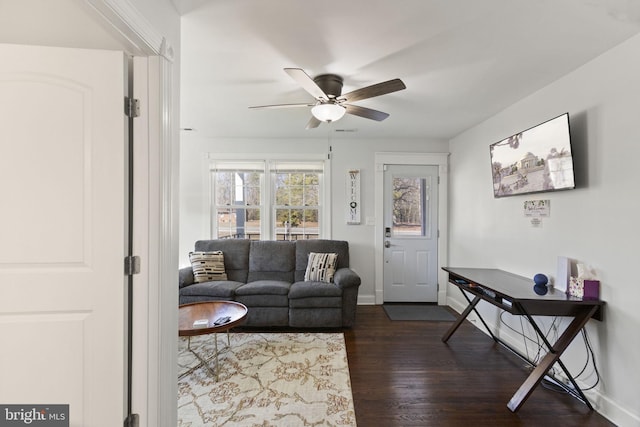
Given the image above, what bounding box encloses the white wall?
[179,135,449,301]
[448,34,640,426]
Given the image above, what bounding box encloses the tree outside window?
[274,171,319,240]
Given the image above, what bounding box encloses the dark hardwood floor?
[344,305,614,427]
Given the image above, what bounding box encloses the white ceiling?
[4,0,638,141]
[178,0,640,140]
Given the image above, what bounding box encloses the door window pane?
[392,176,427,237]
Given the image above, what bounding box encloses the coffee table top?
[179,301,248,336]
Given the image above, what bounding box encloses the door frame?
[382,164,439,303]
[86,1,179,426]
[374,152,450,305]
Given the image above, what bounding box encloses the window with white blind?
[210,159,325,240]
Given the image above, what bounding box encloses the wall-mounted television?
[490,113,575,198]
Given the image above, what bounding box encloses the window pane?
[215,171,262,207]
[306,174,319,185]
[212,160,322,240]
[275,172,320,207]
[275,186,290,206]
[392,177,425,237]
[214,172,233,205]
[303,209,319,239]
[289,183,304,206]
[274,208,291,240]
[275,173,303,206]
[244,172,261,206]
[245,208,261,239]
[216,207,261,239]
[273,169,320,240]
[305,184,319,206]
[274,208,318,240]
[216,208,239,238]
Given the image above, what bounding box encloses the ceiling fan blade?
[305,116,322,129]
[344,104,390,121]
[340,78,406,103]
[249,103,314,109]
[284,68,329,101]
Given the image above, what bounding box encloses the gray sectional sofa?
[178,239,361,327]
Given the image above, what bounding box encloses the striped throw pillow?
[304,252,338,283]
[189,251,228,283]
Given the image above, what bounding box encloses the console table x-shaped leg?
[443,289,599,412]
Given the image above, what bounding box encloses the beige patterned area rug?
[178,332,356,427]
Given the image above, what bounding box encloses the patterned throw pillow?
[189,251,228,283]
[304,252,338,283]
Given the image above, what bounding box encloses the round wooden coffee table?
[178,301,248,380]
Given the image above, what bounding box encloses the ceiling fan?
[249,68,406,129]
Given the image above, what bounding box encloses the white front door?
[0,44,128,426]
[383,164,439,302]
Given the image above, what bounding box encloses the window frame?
[271,161,323,241]
[208,154,330,240]
[209,161,265,239]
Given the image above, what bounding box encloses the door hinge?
[125,97,140,118]
[124,413,139,427]
[124,255,141,275]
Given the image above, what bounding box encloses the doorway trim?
[374,152,450,305]
[87,1,178,426]
[87,0,171,59]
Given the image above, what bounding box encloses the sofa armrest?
[333,267,361,289]
[179,266,195,288]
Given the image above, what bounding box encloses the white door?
[383,165,439,302]
[0,44,127,426]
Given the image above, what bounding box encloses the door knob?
[384,241,391,248]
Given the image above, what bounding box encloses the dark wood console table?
[442,267,604,412]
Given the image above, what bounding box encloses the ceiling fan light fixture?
[311,103,346,122]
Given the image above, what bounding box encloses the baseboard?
[357,295,376,305]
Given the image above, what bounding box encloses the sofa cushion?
[195,239,250,282]
[179,280,244,299]
[244,307,289,327]
[289,281,343,299]
[236,280,291,296]
[236,280,291,308]
[289,296,342,308]
[304,252,338,283]
[189,251,227,282]
[236,294,289,307]
[247,240,295,283]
